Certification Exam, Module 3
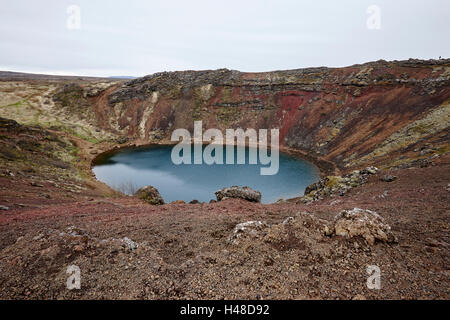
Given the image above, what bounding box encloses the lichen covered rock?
[301,167,378,203]
[329,208,395,245]
[135,186,164,205]
[229,221,268,244]
[215,186,261,203]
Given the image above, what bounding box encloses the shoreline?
[91,139,338,179]
[89,139,335,203]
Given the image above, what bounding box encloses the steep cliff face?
[92,59,450,170]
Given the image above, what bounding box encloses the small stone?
[324,225,334,236]
[30,182,44,187]
[122,237,138,251]
[73,245,84,252]
[381,175,397,182]
[353,89,361,97]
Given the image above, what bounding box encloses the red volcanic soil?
[0,158,448,299]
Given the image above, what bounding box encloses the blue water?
[92,145,319,204]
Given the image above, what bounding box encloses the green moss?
[0,96,32,110]
[409,123,432,135]
[48,124,100,144]
[221,86,233,102]
[68,144,79,157]
[192,99,204,120]
[435,145,450,155]
[191,90,205,121]
[167,85,182,99]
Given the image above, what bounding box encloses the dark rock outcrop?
[134,186,164,205]
[215,186,262,203]
[302,167,378,202]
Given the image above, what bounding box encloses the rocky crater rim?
[121,57,450,85]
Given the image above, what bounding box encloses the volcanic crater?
[0,59,449,299]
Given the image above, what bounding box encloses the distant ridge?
[108,76,137,79]
[0,71,125,81]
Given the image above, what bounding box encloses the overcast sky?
[0,0,449,77]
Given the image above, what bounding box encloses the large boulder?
[215,186,261,203]
[328,208,395,245]
[134,186,164,205]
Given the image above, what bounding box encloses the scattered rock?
[396,158,431,169]
[33,233,44,241]
[134,186,164,205]
[122,237,138,251]
[215,186,261,203]
[282,217,295,225]
[73,245,84,252]
[360,166,378,175]
[302,167,378,203]
[0,205,9,211]
[116,137,129,144]
[329,199,342,206]
[381,175,397,182]
[30,182,44,187]
[329,208,395,245]
[324,225,333,236]
[66,226,89,237]
[2,170,14,177]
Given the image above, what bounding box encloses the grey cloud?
[0,0,448,76]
